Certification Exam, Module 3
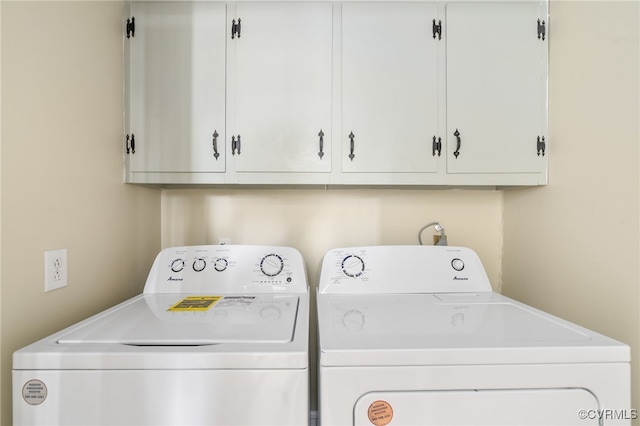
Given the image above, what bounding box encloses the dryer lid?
[317,292,630,366]
[57,294,300,345]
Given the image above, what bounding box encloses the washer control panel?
[319,245,492,294]
[144,245,307,294]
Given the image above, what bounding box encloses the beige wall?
[503,0,640,417]
[0,2,161,424]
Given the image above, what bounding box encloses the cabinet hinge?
[537,19,546,41]
[126,17,135,39]
[432,19,442,40]
[231,19,242,39]
[432,136,442,157]
[126,134,135,155]
[537,136,546,156]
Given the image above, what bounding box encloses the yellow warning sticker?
[168,296,222,312]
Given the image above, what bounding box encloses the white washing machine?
[317,246,631,426]
[14,245,309,426]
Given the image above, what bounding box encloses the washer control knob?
[451,258,465,272]
[170,258,185,273]
[192,258,207,272]
[342,255,365,278]
[260,254,284,277]
[214,258,228,272]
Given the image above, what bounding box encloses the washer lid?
[318,292,630,366]
[58,294,299,345]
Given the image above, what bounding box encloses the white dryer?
[14,245,309,426]
[317,246,631,426]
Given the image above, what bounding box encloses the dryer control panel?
[318,246,492,294]
[144,245,308,294]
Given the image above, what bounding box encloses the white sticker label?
[217,296,256,307]
[22,379,47,405]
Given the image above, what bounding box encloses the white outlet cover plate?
[44,249,67,292]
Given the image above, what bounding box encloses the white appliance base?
[14,368,308,426]
[319,363,630,425]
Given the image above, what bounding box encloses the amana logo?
[453,276,469,281]
[168,276,184,282]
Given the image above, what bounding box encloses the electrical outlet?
[44,249,67,292]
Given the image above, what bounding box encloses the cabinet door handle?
[348,132,355,161]
[453,129,461,158]
[432,136,442,157]
[212,130,219,160]
[318,129,325,159]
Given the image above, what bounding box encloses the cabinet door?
[446,2,547,174]
[128,2,226,174]
[232,3,332,173]
[342,3,439,173]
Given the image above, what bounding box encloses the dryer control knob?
[451,258,465,271]
[342,255,365,278]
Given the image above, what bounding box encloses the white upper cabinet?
[124,1,548,187]
[230,3,333,173]
[445,2,547,176]
[126,2,226,179]
[342,3,440,174]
